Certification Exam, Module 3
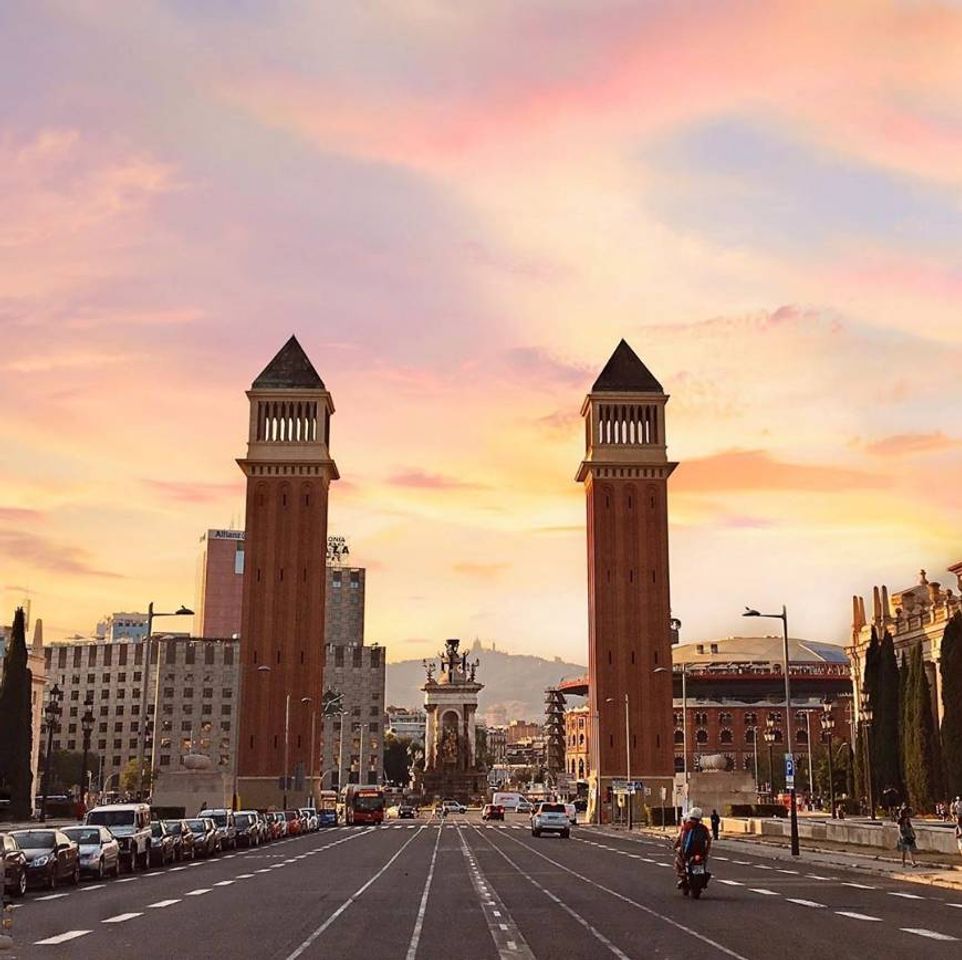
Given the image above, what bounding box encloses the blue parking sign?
[784,754,795,787]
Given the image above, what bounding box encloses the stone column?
[424,704,438,770]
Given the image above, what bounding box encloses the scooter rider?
[674,807,712,888]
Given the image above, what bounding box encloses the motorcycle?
[682,853,711,899]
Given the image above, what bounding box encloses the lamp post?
[320,690,344,792]
[821,701,836,818]
[137,603,193,798]
[605,694,632,830]
[859,689,876,821]
[40,683,63,822]
[80,693,95,810]
[301,697,316,807]
[763,720,777,802]
[750,723,759,796]
[744,605,800,856]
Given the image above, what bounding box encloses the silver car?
[531,802,571,838]
[62,825,121,879]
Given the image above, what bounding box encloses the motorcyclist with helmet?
[674,806,712,894]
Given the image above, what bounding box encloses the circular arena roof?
[673,636,849,666]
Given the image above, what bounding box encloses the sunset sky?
[3,1,962,662]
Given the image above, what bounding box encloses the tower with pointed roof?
[577,340,676,821]
[235,336,338,807]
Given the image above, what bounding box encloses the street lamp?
[763,719,777,803]
[821,700,836,818]
[40,683,63,822]
[859,688,876,821]
[605,694,632,830]
[743,605,800,857]
[138,603,194,797]
[80,693,95,810]
[301,697,316,808]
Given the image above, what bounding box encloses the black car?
[184,818,219,858]
[149,821,176,866]
[161,819,195,861]
[1,832,27,899]
[10,829,79,889]
[397,804,416,819]
[233,812,260,848]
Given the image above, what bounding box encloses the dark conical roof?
[592,339,663,393]
[252,335,325,389]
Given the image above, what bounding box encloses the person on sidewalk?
[710,809,720,841]
[897,807,918,868]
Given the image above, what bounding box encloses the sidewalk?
[588,824,962,892]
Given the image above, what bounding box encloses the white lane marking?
[889,892,924,899]
[186,888,211,896]
[787,899,825,908]
[256,868,272,874]
[717,879,743,886]
[753,865,774,871]
[806,874,833,880]
[169,866,187,872]
[34,930,91,945]
[749,889,779,896]
[405,826,443,960]
[948,904,962,909]
[713,856,730,861]
[777,870,799,875]
[284,825,428,960]
[498,831,753,960]
[236,873,255,879]
[148,899,181,908]
[214,880,235,886]
[471,825,630,960]
[901,928,957,941]
[836,912,882,921]
[842,882,874,890]
[35,893,69,901]
[731,860,751,865]
[116,876,138,883]
[82,884,106,891]
[102,912,142,924]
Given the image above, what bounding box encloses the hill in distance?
[386,641,586,725]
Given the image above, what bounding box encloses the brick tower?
[576,340,676,822]
[236,336,338,808]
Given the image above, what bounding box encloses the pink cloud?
[388,470,486,491]
[0,529,122,579]
[865,433,960,457]
[142,479,243,504]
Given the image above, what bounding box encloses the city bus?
[316,790,338,827]
[342,785,385,825]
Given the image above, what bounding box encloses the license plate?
[691,864,706,875]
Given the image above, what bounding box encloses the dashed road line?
[35,893,69,901]
[786,899,825,908]
[186,888,211,896]
[102,912,142,924]
[148,899,181,908]
[749,889,779,896]
[889,891,925,899]
[836,911,882,922]
[35,930,91,945]
[901,928,957,941]
[405,826,443,960]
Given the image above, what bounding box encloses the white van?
[85,803,152,871]
[492,792,527,812]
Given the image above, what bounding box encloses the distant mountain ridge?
[385,644,587,724]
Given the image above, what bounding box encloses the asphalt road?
[8,813,962,959]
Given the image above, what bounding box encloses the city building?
[236,335,339,808]
[577,340,677,820]
[505,720,542,744]
[96,613,149,643]
[561,636,853,794]
[849,563,962,727]
[485,726,507,765]
[44,636,239,793]
[326,565,365,646]
[193,529,245,638]
[385,707,426,743]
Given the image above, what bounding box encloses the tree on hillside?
[874,631,903,796]
[940,612,962,798]
[0,608,34,818]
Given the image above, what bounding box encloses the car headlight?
[32,854,51,866]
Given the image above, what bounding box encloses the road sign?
[784,753,795,789]
[611,779,628,792]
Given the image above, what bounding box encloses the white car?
[516,798,533,814]
[564,802,578,825]
[531,802,570,838]
[62,825,121,879]
[298,808,319,832]
[441,800,467,815]
[85,803,152,871]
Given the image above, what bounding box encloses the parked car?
[516,798,533,814]
[441,800,467,815]
[298,808,319,832]
[266,812,286,839]
[149,821,176,866]
[1,832,28,899]
[10,829,80,889]
[530,802,570,839]
[61,826,121,879]
[564,802,578,825]
[233,811,261,848]
[184,818,220,857]
[161,819,195,861]
[205,810,237,851]
[283,810,302,836]
[481,803,505,822]
[85,803,152,870]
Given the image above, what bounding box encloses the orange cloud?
[388,471,487,491]
[452,562,510,579]
[865,433,961,457]
[142,479,244,504]
[674,449,885,494]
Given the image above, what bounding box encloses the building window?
[674,756,685,772]
[224,645,234,665]
[796,729,808,744]
[98,739,107,749]
[744,712,758,726]
[113,739,122,749]
[368,722,378,733]
[744,756,755,771]
[163,687,174,698]
[202,705,212,715]
[160,755,170,766]
[205,645,215,665]
[673,729,684,744]
[720,729,733,744]
[719,712,733,725]
[223,688,232,698]
[353,648,363,668]
[745,729,756,744]
[203,688,213,699]
[221,705,231,715]
[86,673,94,684]
[695,729,708,744]
[335,648,344,666]
[114,722,123,733]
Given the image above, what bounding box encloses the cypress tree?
[904,643,940,811]
[941,612,962,798]
[862,628,881,796]
[899,651,910,791]
[874,631,902,796]
[0,608,34,818]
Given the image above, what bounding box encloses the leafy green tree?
[47,750,102,794]
[940,613,962,797]
[119,759,155,796]
[383,732,413,786]
[873,631,903,796]
[0,609,34,818]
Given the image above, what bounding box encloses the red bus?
[342,785,385,825]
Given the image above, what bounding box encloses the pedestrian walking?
[897,807,918,868]
[955,818,962,859]
[710,809,720,841]
[952,796,962,820]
